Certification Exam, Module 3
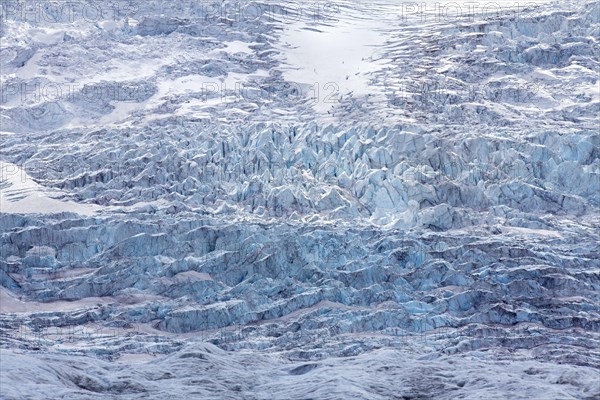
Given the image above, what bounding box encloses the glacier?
[0,0,599,399]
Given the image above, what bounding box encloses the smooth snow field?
[0,1,599,399]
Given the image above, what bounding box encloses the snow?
[0,162,100,215]
[1,344,598,399]
[276,12,386,114]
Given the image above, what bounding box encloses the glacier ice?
[0,0,599,399]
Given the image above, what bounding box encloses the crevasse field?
[0,1,599,399]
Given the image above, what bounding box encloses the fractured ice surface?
[1,0,599,399]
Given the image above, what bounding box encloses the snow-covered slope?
[1,1,599,399]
